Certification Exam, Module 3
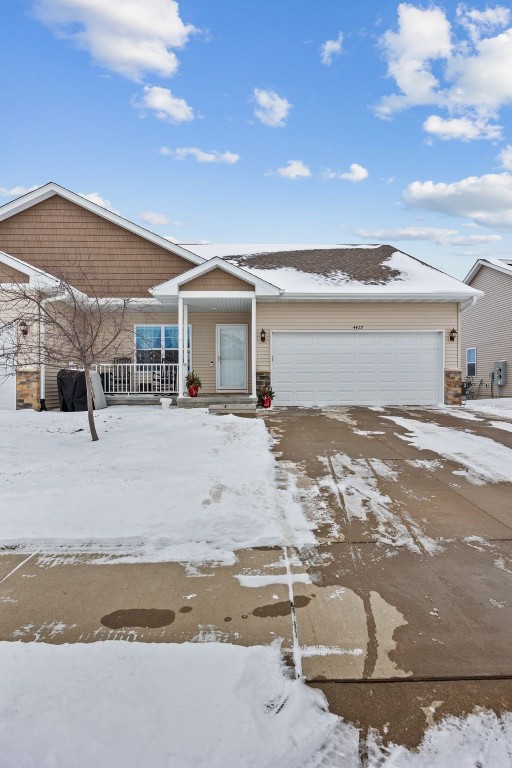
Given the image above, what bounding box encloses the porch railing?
[94,363,179,395]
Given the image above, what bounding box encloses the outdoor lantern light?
[260,329,266,343]
[449,327,457,342]
[19,320,28,337]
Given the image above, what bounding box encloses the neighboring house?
[0,183,481,411]
[462,259,512,399]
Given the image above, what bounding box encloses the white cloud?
[33,0,195,81]
[140,211,178,227]
[498,144,512,170]
[376,3,451,118]
[377,3,512,141]
[457,4,510,42]
[132,85,194,123]
[78,192,119,214]
[404,172,512,229]
[253,88,292,127]
[324,163,369,182]
[0,185,40,198]
[423,114,501,140]
[355,225,501,245]
[168,147,240,164]
[320,32,343,66]
[275,160,311,179]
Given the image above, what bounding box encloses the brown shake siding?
[0,195,197,297]
[180,268,254,292]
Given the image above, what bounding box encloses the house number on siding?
[353,325,364,330]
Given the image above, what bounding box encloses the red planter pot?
[188,385,199,397]
[262,396,272,409]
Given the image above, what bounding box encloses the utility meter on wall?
[494,361,507,387]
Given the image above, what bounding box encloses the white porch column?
[183,301,189,382]
[251,295,257,398]
[178,294,184,395]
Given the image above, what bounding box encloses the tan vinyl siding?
[111,311,252,393]
[0,264,29,283]
[44,365,61,410]
[180,268,254,291]
[190,313,251,392]
[256,301,460,371]
[461,266,512,397]
[0,195,197,297]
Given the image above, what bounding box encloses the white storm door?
[216,325,247,391]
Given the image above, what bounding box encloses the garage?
[271,331,443,407]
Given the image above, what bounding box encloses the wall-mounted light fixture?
[260,329,266,343]
[19,320,28,337]
[449,327,457,342]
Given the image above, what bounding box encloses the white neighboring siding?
[256,302,459,372]
[461,266,512,398]
[0,327,16,410]
[272,331,442,406]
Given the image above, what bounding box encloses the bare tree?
[0,267,140,441]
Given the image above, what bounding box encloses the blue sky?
[1,1,512,278]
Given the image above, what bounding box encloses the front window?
[135,325,191,366]
[466,347,476,377]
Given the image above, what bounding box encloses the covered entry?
[271,331,443,406]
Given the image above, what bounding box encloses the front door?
[216,325,247,391]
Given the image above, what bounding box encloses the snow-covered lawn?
[0,641,338,768]
[2,639,511,768]
[464,397,512,420]
[0,408,314,563]
[385,415,512,485]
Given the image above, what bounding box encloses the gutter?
[460,295,478,313]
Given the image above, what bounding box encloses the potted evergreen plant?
[186,370,202,397]
[257,384,275,409]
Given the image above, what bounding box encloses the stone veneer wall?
[444,369,462,406]
[256,371,271,392]
[16,368,40,410]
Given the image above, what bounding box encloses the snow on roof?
[183,243,480,297]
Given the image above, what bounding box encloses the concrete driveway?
[1,404,512,747]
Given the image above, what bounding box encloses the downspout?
[39,302,47,410]
[39,292,65,412]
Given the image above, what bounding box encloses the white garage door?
[0,329,16,410]
[272,331,442,407]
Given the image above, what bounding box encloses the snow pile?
[385,415,512,485]
[1,638,511,767]
[0,408,315,563]
[0,641,339,768]
[465,397,512,421]
[365,710,512,767]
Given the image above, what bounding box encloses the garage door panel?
[272,331,441,406]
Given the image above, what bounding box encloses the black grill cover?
[57,369,89,412]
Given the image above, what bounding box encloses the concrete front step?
[177,395,257,409]
[209,403,257,416]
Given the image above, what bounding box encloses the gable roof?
[464,258,512,284]
[0,250,59,289]
[0,183,204,267]
[182,243,482,301]
[151,256,281,296]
